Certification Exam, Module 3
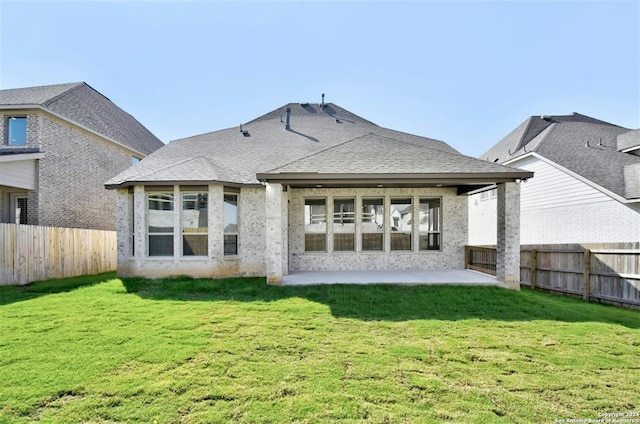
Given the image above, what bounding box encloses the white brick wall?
[468,156,640,245]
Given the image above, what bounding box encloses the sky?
[0,0,638,158]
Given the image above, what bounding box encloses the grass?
[0,273,639,423]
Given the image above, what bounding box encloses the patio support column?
[496,182,521,290]
[265,183,287,285]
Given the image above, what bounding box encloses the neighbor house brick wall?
[288,187,467,272]
[35,113,136,230]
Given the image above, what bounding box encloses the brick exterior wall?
[1,111,140,230]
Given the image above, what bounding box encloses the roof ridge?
[41,82,85,106]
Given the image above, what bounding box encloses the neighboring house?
[106,101,532,287]
[0,82,164,230]
[469,113,640,245]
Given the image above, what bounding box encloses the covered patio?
[282,269,504,287]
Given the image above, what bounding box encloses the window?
[224,193,238,255]
[480,188,497,201]
[148,192,174,256]
[390,198,412,251]
[10,194,28,224]
[361,198,384,251]
[419,198,441,250]
[333,198,355,251]
[7,117,26,146]
[182,192,208,256]
[305,198,326,251]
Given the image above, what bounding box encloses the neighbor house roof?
[106,102,531,190]
[0,82,164,155]
[618,128,640,152]
[481,113,640,200]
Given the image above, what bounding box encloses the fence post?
[465,246,470,270]
[582,248,591,301]
[530,249,537,290]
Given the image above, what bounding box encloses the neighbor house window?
[305,198,326,251]
[419,198,441,251]
[361,198,384,251]
[224,194,238,255]
[182,192,208,256]
[148,192,174,256]
[7,117,27,146]
[390,198,412,251]
[333,198,355,251]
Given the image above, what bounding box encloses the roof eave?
[104,180,264,190]
[256,171,533,187]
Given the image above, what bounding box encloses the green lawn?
[0,273,638,423]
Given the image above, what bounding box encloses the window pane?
[7,117,26,146]
[391,198,412,251]
[305,199,326,252]
[361,198,383,251]
[148,193,174,232]
[184,235,208,256]
[149,235,173,256]
[183,193,208,231]
[182,192,208,256]
[224,234,238,255]
[224,194,238,234]
[419,233,440,251]
[333,198,354,251]
[224,194,238,256]
[419,199,440,232]
[334,233,354,251]
[419,198,441,251]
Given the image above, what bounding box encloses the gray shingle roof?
[0,82,164,155]
[618,128,640,152]
[107,102,529,188]
[481,113,639,200]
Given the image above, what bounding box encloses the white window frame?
[223,192,239,256]
[418,197,442,251]
[146,191,175,257]
[182,191,209,257]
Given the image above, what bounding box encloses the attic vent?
[335,118,341,123]
[493,158,499,163]
[240,124,250,137]
[300,102,310,107]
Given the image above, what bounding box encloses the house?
[468,113,640,245]
[105,101,532,287]
[0,82,164,230]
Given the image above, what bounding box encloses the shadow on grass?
[0,272,117,306]
[121,276,640,328]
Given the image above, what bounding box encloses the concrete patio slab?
[282,269,505,287]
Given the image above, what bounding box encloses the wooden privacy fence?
[0,223,117,286]
[466,243,640,308]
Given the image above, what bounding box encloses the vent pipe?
[285,107,291,130]
[321,93,325,108]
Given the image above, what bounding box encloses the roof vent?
[240,123,250,137]
[284,107,291,130]
[335,118,341,123]
[320,93,325,109]
[300,102,310,107]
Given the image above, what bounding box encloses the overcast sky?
[1,0,638,157]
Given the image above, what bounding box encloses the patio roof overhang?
[256,171,534,194]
